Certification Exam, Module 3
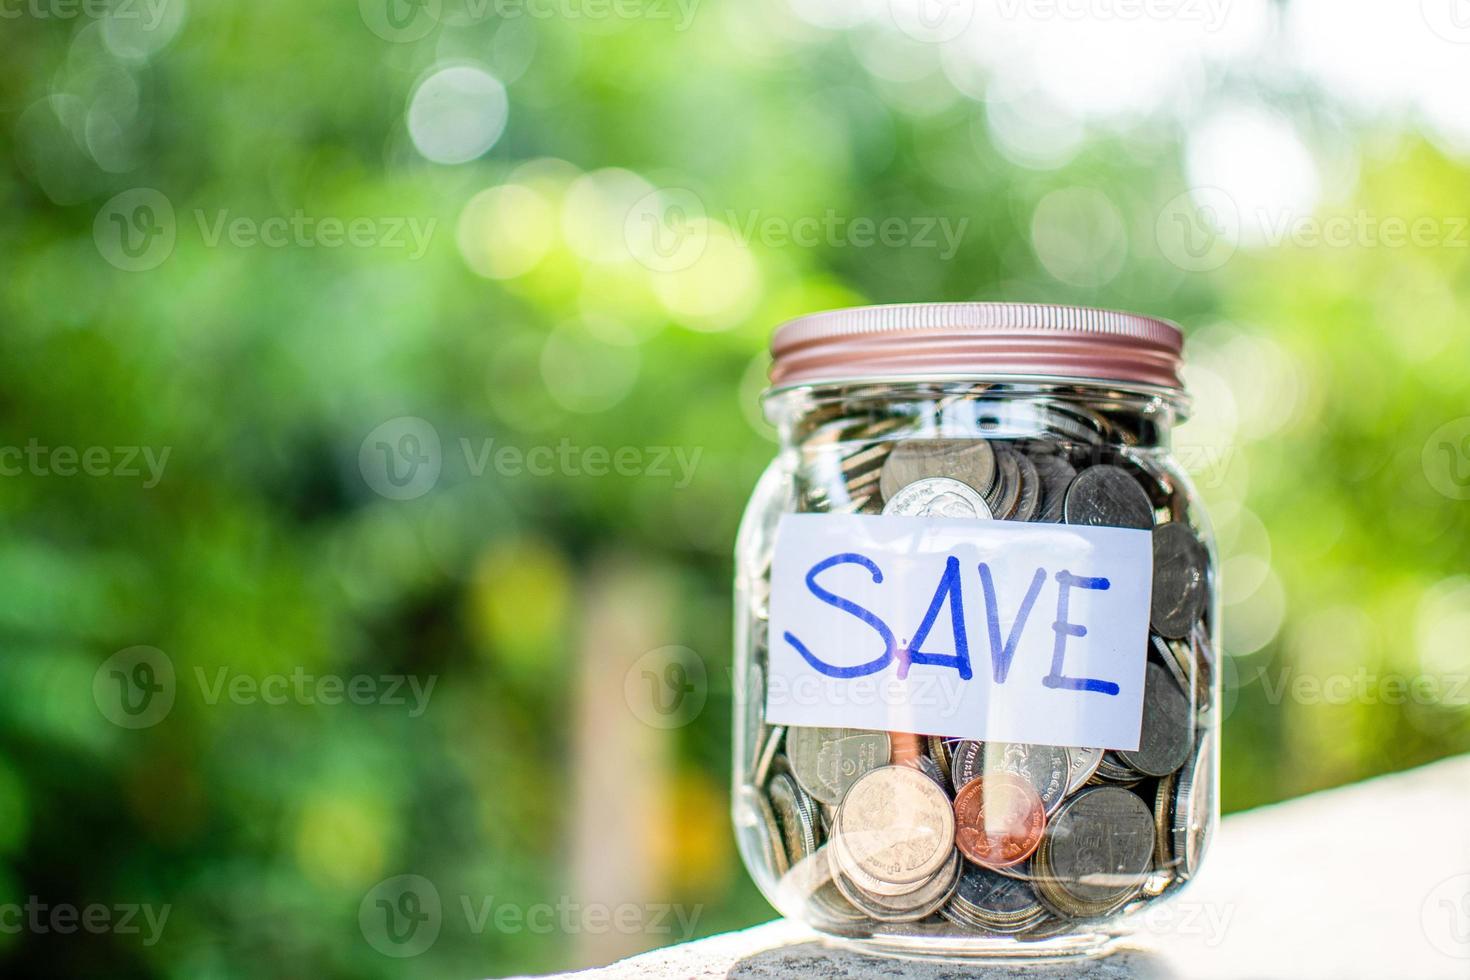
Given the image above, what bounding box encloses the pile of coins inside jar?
[739,390,1216,940]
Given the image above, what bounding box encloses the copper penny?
[952,773,1045,870]
[888,732,924,767]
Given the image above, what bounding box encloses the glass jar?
[732,303,1218,958]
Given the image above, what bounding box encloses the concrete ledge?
[510,754,1470,980]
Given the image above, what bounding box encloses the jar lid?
[768,302,1185,392]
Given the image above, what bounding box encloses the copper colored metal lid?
[768,302,1185,392]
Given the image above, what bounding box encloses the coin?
[905,754,949,793]
[1151,522,1210,638]
[1115,661,1192,777]
[742,661,766,781]
[888,731,924,767]
[735,785,789,879]
[1151,633,1189,698]
[943,863,1045,934]
[787,727,891,805]
[1173,731,1213,877]
[881,476,994,518]
[831,849,961,922]
[1153,770,1177,871]
[985,447,1021,519]
[754,724,784,788]
[840,442,891,476]
[926,735,953,789]
[879,439,996,503]
[952,773,1045,869]
[1063,464,1155,529]
[1033,786,1154,914]
[834,765,956,886]
[1030,453,1077,523]
[1010,450,1041,522]
[769,771,820,865]
[1063,746,1104,796]
[951,741,1069,815]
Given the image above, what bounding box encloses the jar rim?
[768,302,1185,392]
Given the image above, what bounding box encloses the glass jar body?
[732,379,1219,958]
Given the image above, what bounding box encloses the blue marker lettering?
[979,563,1047,684]
[1043,570,1120,696]
[783,553,895,679]
[896,555,972,681]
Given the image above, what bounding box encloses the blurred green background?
[2,0,1469,976]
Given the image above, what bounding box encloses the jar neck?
[764,379,1185,451]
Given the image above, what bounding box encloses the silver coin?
[1115,661,1192,778]
[926,735,954,790]
[787,727,891,806]
[1030,452,1076,523]
[1151,633,1190,697]
[951,740,1070,815]
[983,446,1021,518]
[742,661,766,781]
[879,439,996,503]
[1036,786,1155,912]
[1063,464,1155,530]
[952,863,1046,922]
[1011,450,1042,522]
[840,441,891,476]
[1151,522,1210,638]
[903,754,950,795]
[833,765,955,887]
[1153,770,1177,872]
[832,849,961,922]
[1063,746,1104,796]
[754,724,784,788]
[1173,731,1214,877]
[734,785,789,880]
[768,771,820,866]
[881,477,994,519]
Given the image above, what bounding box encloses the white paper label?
[766,514,1153,751]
